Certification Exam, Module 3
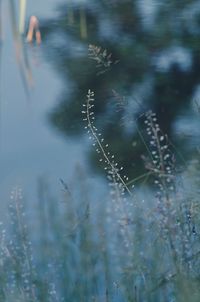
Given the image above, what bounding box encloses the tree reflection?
[41,0,200,182]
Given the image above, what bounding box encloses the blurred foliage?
[0,156,200,302]
[39,0,200,181]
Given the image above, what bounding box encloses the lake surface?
[0,0,200,217]
[0,1,90,217]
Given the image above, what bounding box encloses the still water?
[0,0,93,218]
[0,0,200,216]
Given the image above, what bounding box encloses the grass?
[1,4,200,301]
[0,100,199,301]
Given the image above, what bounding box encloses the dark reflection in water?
[41,0,200,182]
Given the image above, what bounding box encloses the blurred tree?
[40,0,200,182]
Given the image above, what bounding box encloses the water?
[1,0,200,217]
[0,0,94,218]
[39,0,200,178]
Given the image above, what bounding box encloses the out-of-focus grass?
[0,151,199,302]
[0,90,199,301]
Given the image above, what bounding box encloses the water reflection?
[0,0,92,216]
[40,0,200,183]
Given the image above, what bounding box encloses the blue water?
[0,0,200,219]
[0,0,96,218]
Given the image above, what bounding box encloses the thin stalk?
[86,90,132,196]
[19,0,27,34]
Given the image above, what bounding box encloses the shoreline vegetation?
[0,90,199,300]
[1,1,200,301]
